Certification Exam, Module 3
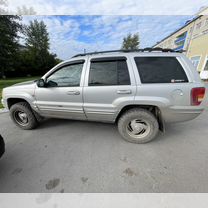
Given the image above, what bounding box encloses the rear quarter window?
[134,57,188,83]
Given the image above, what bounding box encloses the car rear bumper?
[161,106,204,123]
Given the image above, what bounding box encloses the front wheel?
[118,108,159,144]
[10,102,38,130]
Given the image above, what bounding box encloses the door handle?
[67,91,80,95]
[117,90,132,94]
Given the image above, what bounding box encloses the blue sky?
[22,15,194,60]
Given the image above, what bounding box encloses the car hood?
[12,80,37,86]
[3,80,37,94]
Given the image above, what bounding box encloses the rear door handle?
[67,91,80,95]
[117,90,132,94]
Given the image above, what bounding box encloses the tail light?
[191,87,205,106]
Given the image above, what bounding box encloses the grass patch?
[0,77,39,109]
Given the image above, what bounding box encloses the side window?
[46,62,84,87]
[88,58,130,86]
[134,57,188,83]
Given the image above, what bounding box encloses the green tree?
[24,19,53,75]
[121,33,140,50]
[0,15,22,78]
[25,19,49,55]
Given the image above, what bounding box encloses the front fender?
[4,93,36,110]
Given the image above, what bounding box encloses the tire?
[0,135,5,158]
[10,102,38,130]
[118,108,159,144]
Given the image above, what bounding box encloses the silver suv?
[2,49,206,143]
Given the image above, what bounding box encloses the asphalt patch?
[45,178,60,190]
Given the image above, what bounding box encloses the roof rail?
[72,47,183,58]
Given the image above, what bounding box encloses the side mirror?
[37,79,45,87]
[47,80,58,87]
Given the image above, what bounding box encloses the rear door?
[83,56,136,122]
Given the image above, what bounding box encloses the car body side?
[2,52,205,126]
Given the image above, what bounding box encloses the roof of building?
[152,15,202,47]
[197,6,208,15]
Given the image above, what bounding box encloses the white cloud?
[21,15,191,60]
[6,0,208,15]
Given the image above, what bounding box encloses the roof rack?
[72,47,184,58]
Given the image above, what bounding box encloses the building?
[153,7,208,76]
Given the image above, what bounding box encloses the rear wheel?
[10,102,38,130]
[118,108,159,143]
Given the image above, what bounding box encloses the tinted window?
[89,59,130,86]
[47,63,84,87]
[134,57,188,83]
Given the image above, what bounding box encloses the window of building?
[191,56,201,70]
[134,57,188,83]
[196,22,202,30]
[204,57,208,71]
[88,58,130,86]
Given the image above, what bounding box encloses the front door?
[34,60,86,119]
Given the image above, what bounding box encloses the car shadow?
[37,118,114,130]
[37,118,184,144]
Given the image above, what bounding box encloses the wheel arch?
[7,98,30,109]
[7,97,43,122]
[115,104,165,132]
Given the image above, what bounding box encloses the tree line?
[0,16,61,78]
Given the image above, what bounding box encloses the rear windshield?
[134,57,188,83]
